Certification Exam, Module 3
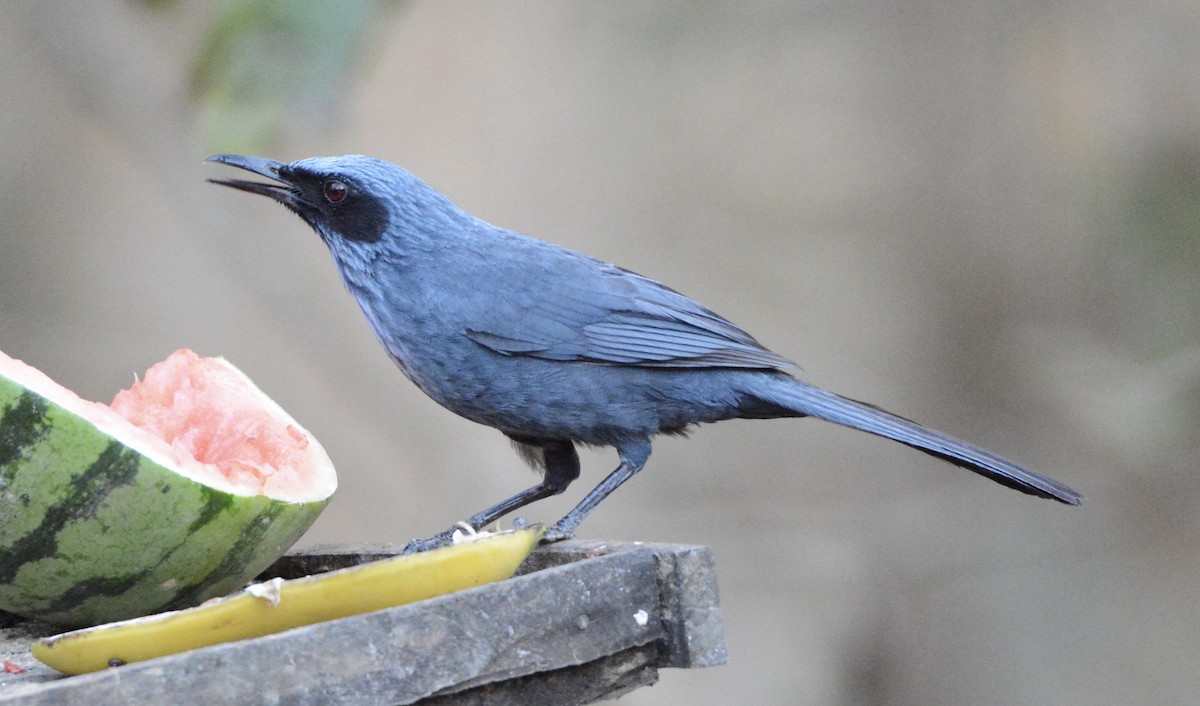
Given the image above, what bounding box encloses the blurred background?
[2,1,1197,703]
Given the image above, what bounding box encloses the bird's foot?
[400,527,458,555]
[541,522,576,544]
[405,517,550,552]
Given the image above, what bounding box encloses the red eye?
[323,179,348,204]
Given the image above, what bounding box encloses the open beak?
[206,154,305,209]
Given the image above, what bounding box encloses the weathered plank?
[0,540,726,705]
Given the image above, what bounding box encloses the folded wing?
[464,261,797,371]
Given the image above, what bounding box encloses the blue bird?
[208,154,1081,548]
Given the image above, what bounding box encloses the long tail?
[758,377,1082,505]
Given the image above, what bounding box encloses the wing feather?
[461,246,797,371]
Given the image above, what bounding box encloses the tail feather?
[764,378,1082,505]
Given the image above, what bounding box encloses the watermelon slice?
[0,349,336,628]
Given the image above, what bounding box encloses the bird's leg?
[545,438,651,543]
[469,439,580,527]
[402,439,579,554]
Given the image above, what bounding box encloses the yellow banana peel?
[32,525,543,675]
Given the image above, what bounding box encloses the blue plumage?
[208,153,1081,547]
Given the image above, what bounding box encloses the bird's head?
[207,154,470,249]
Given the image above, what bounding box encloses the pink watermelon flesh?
[0,349,333,502]
[110,350,317,499]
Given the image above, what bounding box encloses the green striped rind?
[0,378,330,628]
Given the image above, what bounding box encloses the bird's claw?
[541,523,576,544]
[401,527,457,555]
